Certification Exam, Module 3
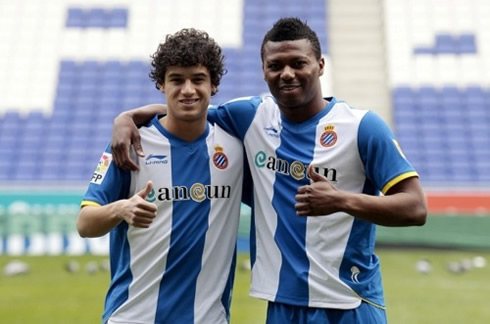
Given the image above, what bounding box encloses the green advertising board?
[0,191,84,235]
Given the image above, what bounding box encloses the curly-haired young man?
[77,28,244,324]
[110,18,427,324]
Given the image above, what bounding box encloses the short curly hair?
[149,28,226,96]
[260,17,322,61]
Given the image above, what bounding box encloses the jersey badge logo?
[350,266,360,283]
[213,145,229,170]
[264,126,280,138]
[145,154,168,165]
[320,125,338,148]
[91,152,112,185]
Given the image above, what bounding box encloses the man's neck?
[280,97,329,123]
[159,116,207,142]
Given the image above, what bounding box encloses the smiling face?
[262,39,325,122]
[160,64,215,123]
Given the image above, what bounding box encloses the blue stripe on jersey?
[221,248,237,321]
[358,111,415,191]
[339,180,385,307]
[155,142,211,324]
[83,144,131,206]
[103,222,132,322]
[208,96,263,141]
[273,123,317,302]
[85,145,133,323]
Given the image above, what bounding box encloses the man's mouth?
[280,85,300,92]
[180,99,199,105]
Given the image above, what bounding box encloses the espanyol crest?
[213,145,228,169]
[320,124,338,148]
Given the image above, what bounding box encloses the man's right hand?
[111,112,145,171]
[119,181,157,228]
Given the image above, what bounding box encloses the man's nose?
[280,65,295,80]
[182,80,195,94]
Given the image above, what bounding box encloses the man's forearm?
[126,104,168,126]
[77,204,123,238]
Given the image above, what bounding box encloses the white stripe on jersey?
[246,102,283,300]
[305,104,368,307]
[110,131,173,323]
[193,126,243,324]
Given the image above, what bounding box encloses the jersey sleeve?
[81,144,131,207]
[207,96,263,140]
[358,111,418,194]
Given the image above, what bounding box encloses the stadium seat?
[65,8,84,28]
[86,8,106,28]
[435,34,457,54]
[457,34,477,54]
[110,8,129,28]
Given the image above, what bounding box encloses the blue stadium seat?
[394,103,419,124]
[413,47,435,55]
[56,82,76,100]
[464,85,484,98]
[0,113,23,141]
[435,34,457,54]
[66,8,84,28]
[110,8,129,28]
[63,163,93,181]
[126,60,149,74]
[86,8,106,28]
[69,124,95,142]
[78,82,99,98]
[457,34,477,54]
[393,86,416,99]
[73,102,97,117]
[419,106,442,124]
[423,162,452,182]
[13,154,40,181]
[59,60,79,73]
[39,164,66,181]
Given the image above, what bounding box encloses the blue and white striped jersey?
[208,96,418,309]
[81,116,243,324]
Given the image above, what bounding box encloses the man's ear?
[211,85,217,96]
[159,83,165,93]
[318,57,325,77]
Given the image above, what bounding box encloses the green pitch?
[1,250,489,323]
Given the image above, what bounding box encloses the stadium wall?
[1,192,490,255]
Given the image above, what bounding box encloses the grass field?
[1,249,490,323]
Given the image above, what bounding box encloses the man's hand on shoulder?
[111,104,168,170]
[111,111,144,171]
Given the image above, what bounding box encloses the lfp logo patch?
[213,145,228,170]
[91,152,112,184]
[320,125,338,148]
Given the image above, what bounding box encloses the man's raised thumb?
[308,165,327,183]
[138,181,153,199]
